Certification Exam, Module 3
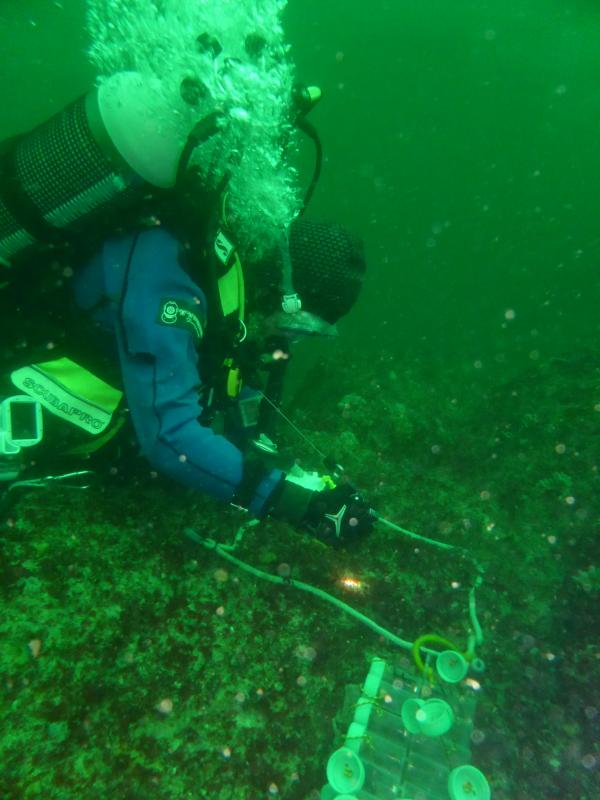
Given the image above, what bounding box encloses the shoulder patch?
[157,298,204,340]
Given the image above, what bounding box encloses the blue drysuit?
[75,227,281,515]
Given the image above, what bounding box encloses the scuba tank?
[0,71,221,267]
[0,71,322,268]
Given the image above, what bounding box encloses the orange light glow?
[340,577,363,591]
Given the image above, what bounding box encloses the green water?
[285,1,600,368]
[3,1,600,367]
[1,2,599,799]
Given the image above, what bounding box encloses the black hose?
[296,117,323,214]
[175,111,223,186]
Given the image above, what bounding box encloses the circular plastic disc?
[401,698,425,734]
[448,765,491,800]
[326,748,365,794]
[419,698,454,737]
[437,650,469,683]
[319,784,337,800]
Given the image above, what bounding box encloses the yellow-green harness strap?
[214,227,245,322]
[217,253,245,321]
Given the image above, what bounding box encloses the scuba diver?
[0,33,374,544]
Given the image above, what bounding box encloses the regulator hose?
[175,110,224,186]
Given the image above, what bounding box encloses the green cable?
[375,514,486,660]
[412,633,461,680]
[375,514,487,577]
[375,514,458,551]
[184,527,444,656]
[377,515,485,609]
[469,581,484,646]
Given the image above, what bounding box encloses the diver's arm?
[78,227,280,512]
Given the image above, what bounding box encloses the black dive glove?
[271,474,375,546]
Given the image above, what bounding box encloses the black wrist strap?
[270,478,314,526]
[232,451,272,509]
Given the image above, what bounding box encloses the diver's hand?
[270,473,374,546]
[303,483,374,545]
